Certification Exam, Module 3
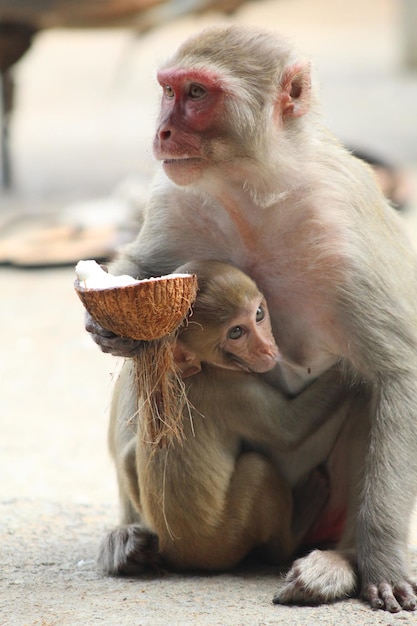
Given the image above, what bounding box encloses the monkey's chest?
[228,224,342,382]
[165,196,343,371]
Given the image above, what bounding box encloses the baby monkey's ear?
[173,341,202,378]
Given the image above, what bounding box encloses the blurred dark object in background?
[349,146,411,211]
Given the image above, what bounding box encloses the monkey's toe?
[365,580,417,613]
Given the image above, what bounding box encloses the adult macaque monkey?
[86,26,417,611]
[99,260,348,573]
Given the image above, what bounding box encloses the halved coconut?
[74,261,197,341]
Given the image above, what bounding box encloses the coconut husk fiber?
[74,272,198,447]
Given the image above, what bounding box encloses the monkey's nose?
[261,342,279,358]
[159,129,171,141]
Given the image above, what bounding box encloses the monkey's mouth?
[220,353,253,373]
[232,360,253,373]
[218,351,278,374]
[163,157,201,165]
[162,157,204,184]
[228,355,262,374]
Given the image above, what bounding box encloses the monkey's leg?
[98,458,161,576]
[273,403,368,606]
[117,438,142,523]
[159,452,326,571]
[99,434,161,575]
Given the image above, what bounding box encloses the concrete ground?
[1,0,417,624]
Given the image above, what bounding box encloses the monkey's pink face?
[217,298,279,374]
[153,67,230,185]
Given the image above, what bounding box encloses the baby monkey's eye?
[228,326,244,340]
[256,305,265,322]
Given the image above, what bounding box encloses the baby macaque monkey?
[99,260,348,574]
[174,259,279,377]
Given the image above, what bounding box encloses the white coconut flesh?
[75,260,190,289]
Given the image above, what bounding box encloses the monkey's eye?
[188,83,206,99]
[164,85,175,99]
[228,326,244,340]
[256,305,266,323]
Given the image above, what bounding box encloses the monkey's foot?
[97,524,159,576]
[273,549,357,605]
[364,580,417,613]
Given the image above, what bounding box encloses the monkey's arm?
[219,365,356,450]
[336,244,417,610]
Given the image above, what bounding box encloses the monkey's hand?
[364,580,417,613]
[85,311,143,357]
[98,524,160,576]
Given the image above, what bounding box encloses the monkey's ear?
[276,62,311,119]
[173,341,202,379]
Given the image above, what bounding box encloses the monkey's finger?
[393,581,417,611]
[85,311,143,355]
[366,582,402,613]
[85,312,115,338]
[93,335,143,357]
[364,584,384,610]
[379,582,402,613]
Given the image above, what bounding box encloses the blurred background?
[1,0,417,528]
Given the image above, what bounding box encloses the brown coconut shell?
[74,274,198,341]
